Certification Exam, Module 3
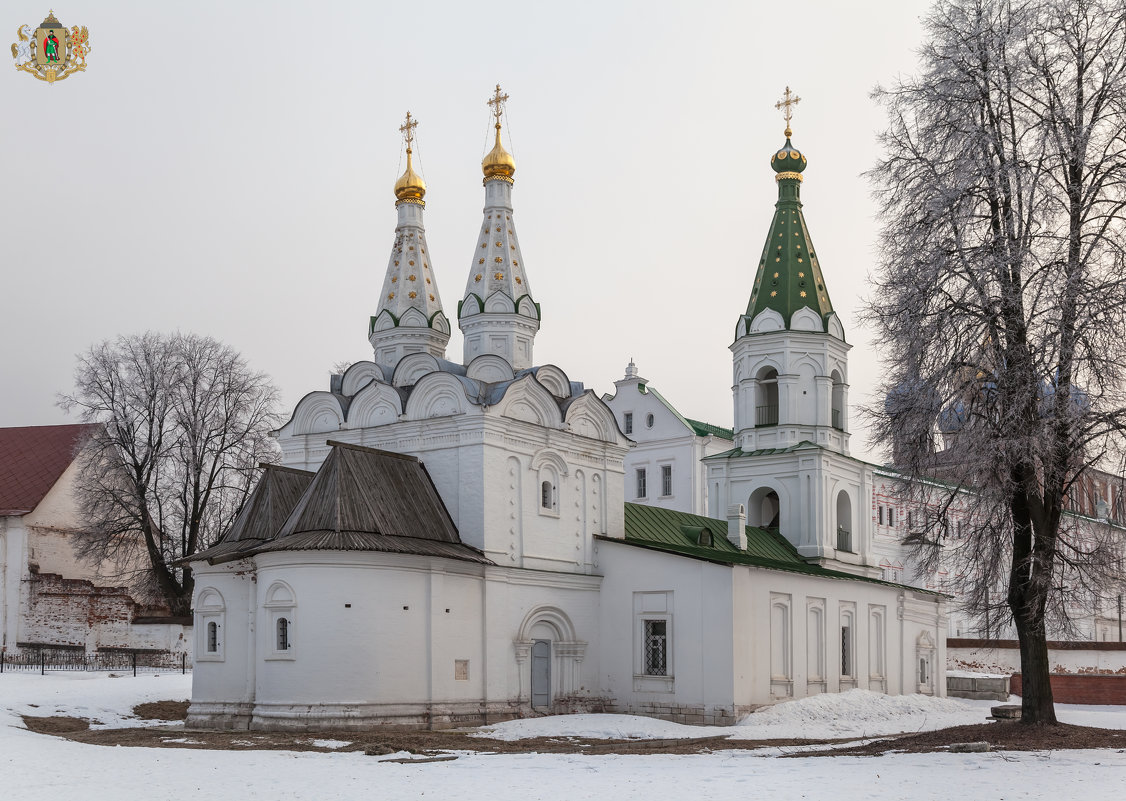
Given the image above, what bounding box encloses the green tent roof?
[744,135,836,332]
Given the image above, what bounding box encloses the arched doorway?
[836,490,853,552]
[748,486,781,528]
[756,367,779,426]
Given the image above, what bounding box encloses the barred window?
[636,468,647,499]
[624,412,633,435]
[661,465,672,497]
[643,620,667,676]
[277,617,290,651]
[207,621,218,653]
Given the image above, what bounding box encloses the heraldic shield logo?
[11,10,89,83]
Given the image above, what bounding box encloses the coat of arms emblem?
[10,10,89,83]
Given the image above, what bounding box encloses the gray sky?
[1,0,934,461]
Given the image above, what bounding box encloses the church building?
[187,88,946,730]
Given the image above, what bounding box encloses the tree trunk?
[1014,609,1057,724]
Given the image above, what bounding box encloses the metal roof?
[0,424,98,516]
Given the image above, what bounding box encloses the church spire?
[458,85,540,369]
[740,88,838,337]
[369,111,451,368]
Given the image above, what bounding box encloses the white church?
[186,89,946,731]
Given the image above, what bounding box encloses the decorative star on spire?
[775,86,801,137]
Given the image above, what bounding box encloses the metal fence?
[0,649,190,676]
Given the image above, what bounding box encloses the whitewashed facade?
[188,110,945,730]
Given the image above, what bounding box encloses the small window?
[207,621,218,653]
[643,620,668,676]
[646,413,655,428]
[888,508,895,527]
[919,657,928,685]
[541,480,554,509]
[277,617,290,651]
[841,625,852,677]
[624,412,633,435]
[661,465,673,497]
[636,468,647,499]
[878,506,885,525]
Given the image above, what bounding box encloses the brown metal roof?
[254,442,491,565]
[190,463,315,564]
[0,424,99,516]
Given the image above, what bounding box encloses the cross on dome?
[775,86,801,137]
[487,84,510,126]
[399,111,418,150]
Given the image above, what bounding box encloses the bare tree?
[866,0,1126,723]
[59,332,281,615]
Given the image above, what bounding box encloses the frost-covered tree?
[59,332,281,616]
[867,0,1126,723]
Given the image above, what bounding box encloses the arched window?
[831,369,845,431]
[196,588,225,662]
[756,367,779,426]
[265,581,296,660]
[541,480,554,510]
[836,490,853,553]
[276,617,290,651]
[207,621,218,653]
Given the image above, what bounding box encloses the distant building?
[0,424,190,657]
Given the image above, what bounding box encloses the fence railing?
[0,649,189,676]
[756,405,779,426]
[836,527,853,553]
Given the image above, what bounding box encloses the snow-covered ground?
[1,673,1124,801]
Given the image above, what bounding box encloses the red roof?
[0,424,99,516]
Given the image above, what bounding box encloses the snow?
[479,690,1003,741]
[2,673,1125,801]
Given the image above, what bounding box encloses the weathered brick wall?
[1010,673,1126,705]
[21,572,136,650]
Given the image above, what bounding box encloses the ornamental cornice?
[775,171,804,182]
[484,175,515,186]
[395,197,426,207]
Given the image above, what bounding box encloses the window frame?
[264,581,297,661]
[195,588,225,662]
[623,412,633,435]
[633,591,674,691]
[636,467,647,500]
[660,463,673,498]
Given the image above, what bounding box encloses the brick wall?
[1010,673,1126,705]
[21,572,137,650]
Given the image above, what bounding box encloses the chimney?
[727,503,747,550]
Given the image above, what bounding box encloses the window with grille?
[207,621,218,653]
[277,617,290,651]
[541,480,554,509]
[643,620,667,676]
[661,465,672,497]
[624,412,633,435]
[636,468,647,499]
[841,625,853,676]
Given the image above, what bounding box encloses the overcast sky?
[1,0,935,461]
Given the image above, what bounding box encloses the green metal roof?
[685,418,734,441]
[618,502,940,593]
[703,440,821,460]
[744,135,836,332]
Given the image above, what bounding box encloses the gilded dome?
[770,137,807,174]
[482,125,516,181]
[394,148,426,202]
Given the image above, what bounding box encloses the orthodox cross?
[775,86,801,136]
[399,111,418,150]
[487,84,509,126]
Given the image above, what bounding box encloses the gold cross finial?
[399,111,418,151]
[775,86,801,137]
[487,84,509,128]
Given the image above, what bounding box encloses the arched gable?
[288,391,344,436]
[346,380,403,429]
[466,354,516,384]
[790,306,825,332]
[393,352,441,387]
[404,371,472,420]
[749,308,785,333]
[430,310,451,334]
[563,392,620,442]
[398,307,429,329]
[484,291,515,314]
[493,375,562,428]
[341,361,389,397]
[826,312,846,341]
[459,294,484,318]
[533,365,572,399]
[751,358,784,380]
[371,309,398,333]
[516,295,539,318]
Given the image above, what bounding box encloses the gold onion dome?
[394,147,426,202]
[482,125,516,180]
